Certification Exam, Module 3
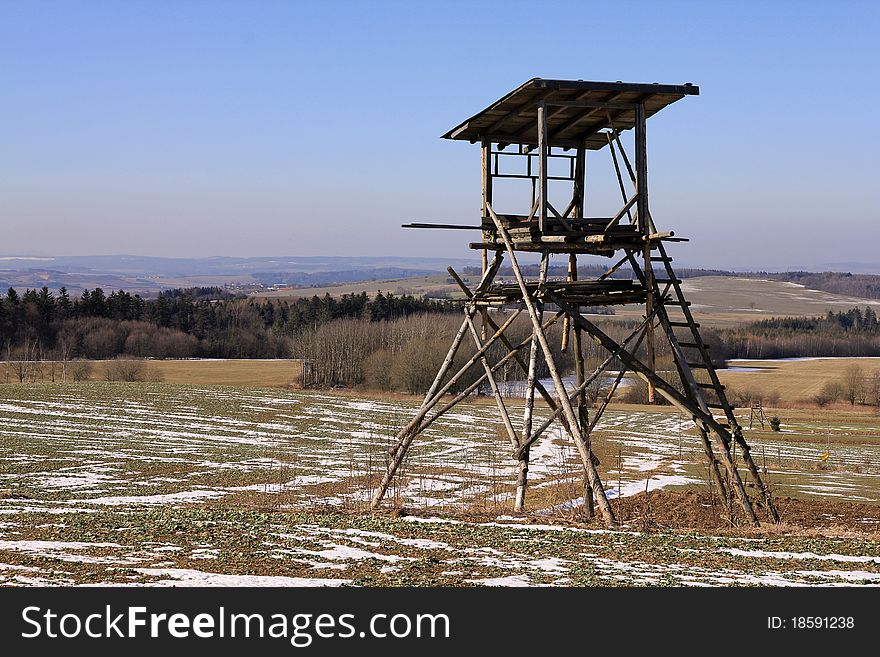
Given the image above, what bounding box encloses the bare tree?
[841,364,866,406]
[58,337,73,382]
[70,360,93,382]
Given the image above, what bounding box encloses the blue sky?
[1,0,878,268]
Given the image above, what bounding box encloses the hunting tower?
[371,79,778,527]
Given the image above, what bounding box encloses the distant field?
[254,274,880,327]
[255,274,466,299]
[43,359,306,388]
[11,354,878,408]
[716,357,880,404]
[616,276,880,326]
[14,354,876,404]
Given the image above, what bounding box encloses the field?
[1,382,879,587]
[254,274,880,327]
[100,359,305,388]
[717,357,880,404]
[255,274,458,299]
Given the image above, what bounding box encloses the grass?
[1,358,307,388]
[716,357,880,404]
[1,381,879,586]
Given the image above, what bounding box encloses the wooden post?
[464,311,520,451]
[517,313,652,455]
[489,206,617,527]
[480,139,493,340]
[372,303,522,510]
[387,307,521,459]
[635,102,655,403]
[560,145,586,353]
[568,252,594,518]
[537,102,548,233]
[515,252,549,512]
[544,290,759,526]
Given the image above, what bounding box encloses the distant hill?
[2,254,880,303]
[0,254,478,296]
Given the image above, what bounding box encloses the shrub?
[769,416,781,432]
[813,380,844,407]
[70,360,93,382]
[104,357,161,382]
[390,338,450,394]
[364,349,395,391]
[618,381,671,405]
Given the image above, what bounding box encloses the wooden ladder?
[638,242,779,523]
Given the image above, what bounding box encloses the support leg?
[515,252,548,512]
[489,207,617,527]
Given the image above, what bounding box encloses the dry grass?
[716,357,880,404]
[88,359,306,388]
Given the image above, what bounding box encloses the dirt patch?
[607,489,880,537]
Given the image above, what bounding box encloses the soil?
[607,489,880,536]
[382,490,880,539]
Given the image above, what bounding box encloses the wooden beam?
[488,204,617,527]
[537,102,548,233]
[515,252,548,511]
[543,290,760,526]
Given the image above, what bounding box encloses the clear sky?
[1,0,878,269]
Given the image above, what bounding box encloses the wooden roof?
[443,78,699,149]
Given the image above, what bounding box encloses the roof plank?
[442,78,698,147]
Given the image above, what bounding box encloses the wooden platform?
[476,278,647,306]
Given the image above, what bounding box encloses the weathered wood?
[373,306,523,510]
[401,312,563,450]
[422,313,472,407]
[537,102,548,233]
[515,252,548,511]
[606,132,634,225]
[402,223,482,230]
[489,206,617,527]
[387,306,522,457]
[634,102,656,403]
[544,290,759,526]
[560,254,575,352]
[481,140,493,340]
[464,311,520,451]
[602,194,639,234]
[568,251,594,518]
[380,79,775,528]
[517,312,653,456]
[446,266,568,415]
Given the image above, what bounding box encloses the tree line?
[0,285,462,362]
[714,307,880,359]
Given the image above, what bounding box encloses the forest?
[4,282,880,392]
[0,286,461,361]
[714,307,880,359]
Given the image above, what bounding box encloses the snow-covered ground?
[1,383,879,587]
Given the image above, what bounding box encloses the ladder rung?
[669,321,698,328]
[687,362,710,369]
[708,402,734,410]
[697,382,725,390]
[668,300,691,307]
[649,256,670,262]
[679,341,708,349]
[654,278,681,285]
